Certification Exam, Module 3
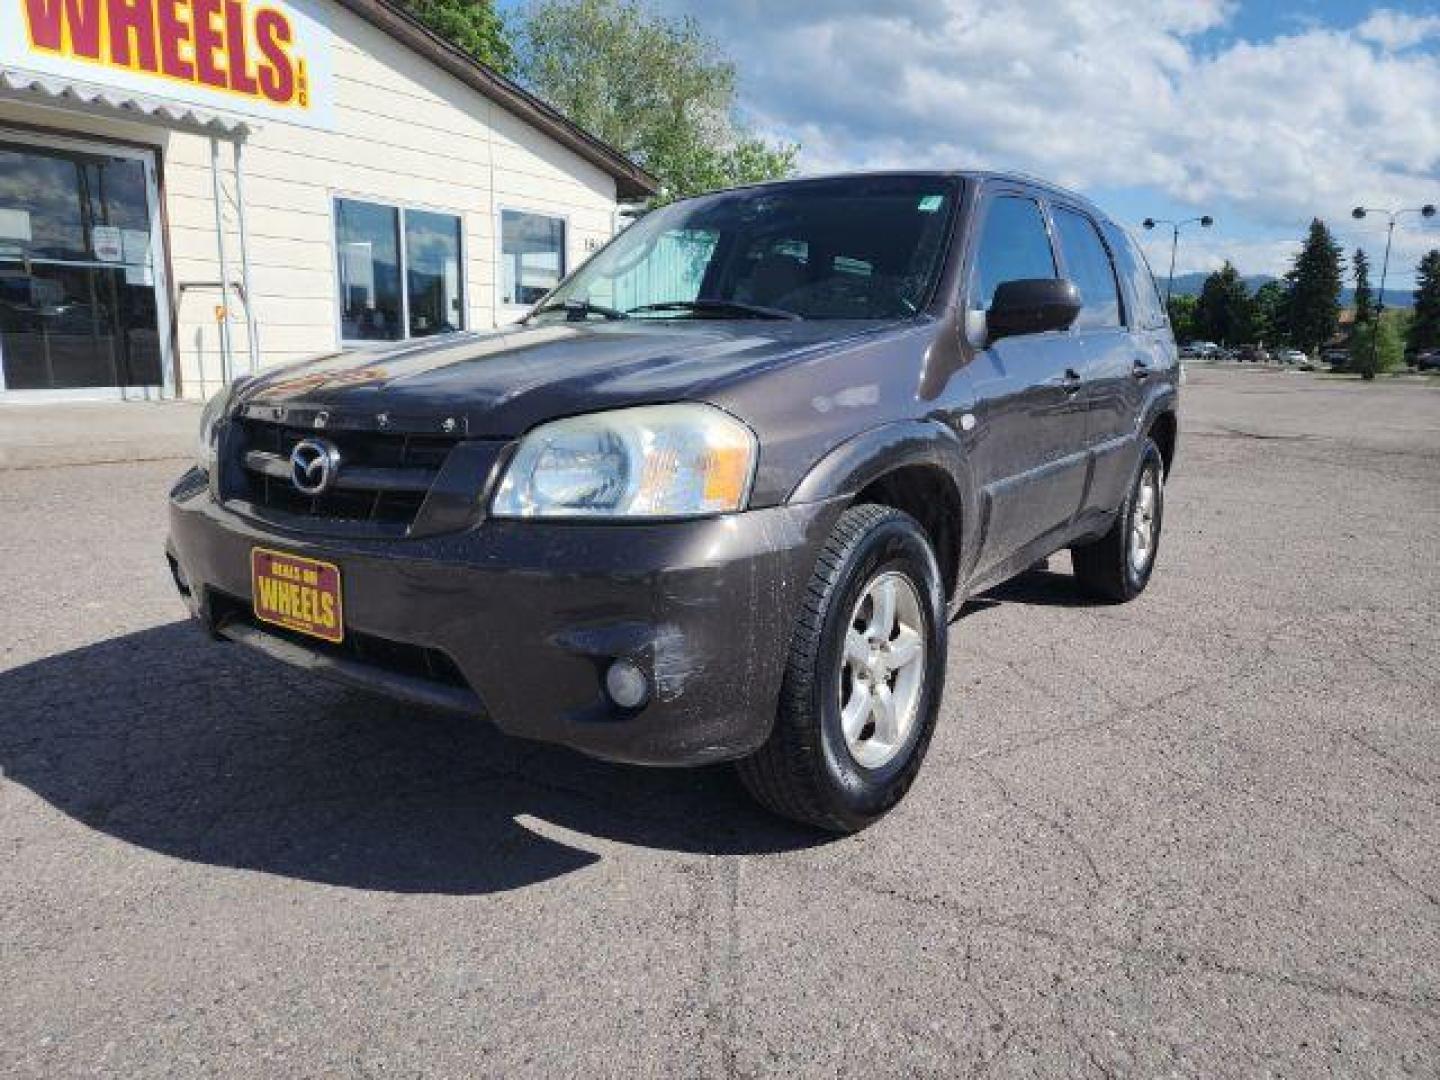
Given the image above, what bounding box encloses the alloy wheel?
[1130,463,1161,574]
[838,571,927,769]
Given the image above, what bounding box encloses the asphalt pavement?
[1,366,1437,1077]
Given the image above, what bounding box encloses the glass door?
[0,132,171,399]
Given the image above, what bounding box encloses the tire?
[737,504,947,833]
[1072,437,1165,602]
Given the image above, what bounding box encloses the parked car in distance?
[1180,340,1219,359]
[166,171,1180,832]
[1238,345,1271,363]
[1277,349,1307,365]
[1415,350,1440,372]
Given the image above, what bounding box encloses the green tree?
[514,0,798,202]
[1350,310,1406,377]
[396,0,514,73]
[1351,248,1374,327]
[1250,280,1288,346]
[1166,294,1198,341]
[1283,218,1345,355]
[1409,250,1440,353]
[1194,261,1252,344]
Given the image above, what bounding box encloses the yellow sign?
[251,547,344,644]
[5,0,333,127]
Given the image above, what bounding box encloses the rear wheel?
[737,504,946,833]
[1072,437,1165,602]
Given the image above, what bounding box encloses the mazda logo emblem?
[290,438,341,495]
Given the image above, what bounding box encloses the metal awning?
[0,67,254,139]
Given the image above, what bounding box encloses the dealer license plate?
[251,547,345,644]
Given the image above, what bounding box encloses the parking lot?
[1,366,1437,1076]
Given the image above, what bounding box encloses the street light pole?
[1352,204,1437,378]
[1143,215,1215,309]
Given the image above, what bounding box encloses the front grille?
[231,419,457,529]
[211,590,469,690]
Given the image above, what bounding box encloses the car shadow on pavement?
[0,622,829,896]
[960,566,1100,619]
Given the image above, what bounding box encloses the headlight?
[491,403,757,519]
[195,380,239,473]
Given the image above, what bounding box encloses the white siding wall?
[0,0,620,400]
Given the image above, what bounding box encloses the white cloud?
[659,0,1440,258]
[1356,8,1440,51]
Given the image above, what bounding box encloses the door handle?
[1132,360,1152,380]
[1060,368,1082,395]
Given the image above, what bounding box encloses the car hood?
[238,320,906,437]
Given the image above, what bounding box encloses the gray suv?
[167,172,1178,832]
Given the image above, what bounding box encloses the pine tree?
[1194,261,1252,345]
[1166,294,1198,341]
[1251,280,1288,346]
[1283,219,1345,354]
[1409,250,1440,353]
[1352,248,1374,328]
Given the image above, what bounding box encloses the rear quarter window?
[1104,222,1169,331]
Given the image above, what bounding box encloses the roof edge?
[333,0,659,199]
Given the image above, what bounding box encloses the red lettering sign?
[107,0,157,69]
[255,8,294,104]
[223,0,258,94]
[22,0,66,50]
[192,0,226,88]
[19,0,311,111]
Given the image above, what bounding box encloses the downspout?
[208,135,234,389]
[233,137,260,375]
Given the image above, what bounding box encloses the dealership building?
[0,0,656,402]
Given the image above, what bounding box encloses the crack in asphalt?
[829,866,1440,1017]
[967,761,1106,896]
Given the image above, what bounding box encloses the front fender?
[787,418,980,594]
[787,418,966,503]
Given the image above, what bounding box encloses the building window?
[335,198,464,343]
[500,209,566,307]
[404,210,464,337]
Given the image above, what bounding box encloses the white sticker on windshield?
[918,195,943,212]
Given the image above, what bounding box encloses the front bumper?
[167,471,844,766]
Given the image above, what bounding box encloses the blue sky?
[502,1,1440,289]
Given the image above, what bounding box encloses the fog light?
[605,659,650,709]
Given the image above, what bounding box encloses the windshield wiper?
[528,298,628,322]
[626,299,803,321]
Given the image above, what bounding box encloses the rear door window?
[969,196,1057,312]
[1051,206,1123,329]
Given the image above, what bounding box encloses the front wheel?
[737,504,947,833]
[1071,437,1165,602]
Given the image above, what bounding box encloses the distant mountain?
[1167,272,1277,298]
[1166,271,1413,308]
[1340,286,1412,309]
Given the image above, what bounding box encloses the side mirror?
[986,278,1082,342]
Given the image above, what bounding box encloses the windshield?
[532,175,960,322]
